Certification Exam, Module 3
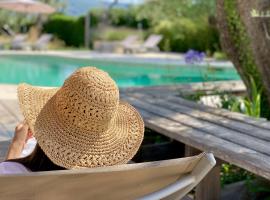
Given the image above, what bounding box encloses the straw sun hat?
[17,67,144,169]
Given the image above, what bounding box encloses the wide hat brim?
[17,83,144,169]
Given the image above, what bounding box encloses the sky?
[65,0,144,16]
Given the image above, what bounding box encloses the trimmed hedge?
[43,12,99,47]
[43,14,84,47]
[109,8,149,29]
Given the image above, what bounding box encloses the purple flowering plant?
[184,49,206,64]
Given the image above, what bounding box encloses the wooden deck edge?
[121,80,246,95]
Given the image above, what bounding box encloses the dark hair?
[7,143,66,172]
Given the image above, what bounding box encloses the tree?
[0,0,66,32]
[216,0,270,118]
[137,0,216,26]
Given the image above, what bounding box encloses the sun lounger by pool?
[124,34,163,53]
[32,34,53,50]
[10,34,29,50]
[94,35,139,53]
[0,153,215,200]
[1,24,15,37]
[121,35,139,49]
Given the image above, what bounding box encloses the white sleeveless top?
[0,137,37,174]
[0,162,29,174]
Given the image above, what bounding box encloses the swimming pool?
[0,54,240,87]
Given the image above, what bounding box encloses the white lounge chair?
[121,35,139,49]
[10,34,29,50]
[94,35,139,53]
[124,34,163,53]
[32,34,53,50]
[1,24,15,37]
[0,152,215,200]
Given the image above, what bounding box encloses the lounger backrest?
[1,24,15,37]
[36,34,53,45]
[0,153,215,200]
[11,35,27,44]
[121,35,138,46]
[143,34,163,48]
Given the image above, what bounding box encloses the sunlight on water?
[0,55,240,87]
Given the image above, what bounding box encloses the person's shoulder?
[0,161,30,174]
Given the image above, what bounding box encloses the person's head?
[15,67,144,171]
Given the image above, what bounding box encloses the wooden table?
[121,91,270,200]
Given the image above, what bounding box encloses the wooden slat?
[130,92,270,129]
[123,95,270,156]
[167,95,270,127]
[130,93,270,141]
[134,108,270,180]
[121,80,246,96]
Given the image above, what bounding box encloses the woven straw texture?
[17,67,144,169]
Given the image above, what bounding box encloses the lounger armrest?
[138,153,216,200]
[173,153,216,199]
[138,174,195,200]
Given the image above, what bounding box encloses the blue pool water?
[0,54,240,87]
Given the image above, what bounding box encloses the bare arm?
[6,121,32,160]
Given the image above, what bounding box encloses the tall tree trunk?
[216,0,270,118]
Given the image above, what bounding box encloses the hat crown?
[55,67,119,133]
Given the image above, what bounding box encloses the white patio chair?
[32,34,53,50]
[10,34,29,50]
[121,35,139,48]
[124,34,163,53]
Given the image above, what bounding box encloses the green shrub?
[221,163,252,186]
[213,51,228,60]
[110,8,135,27]
[220,77,262,118]
[152,19,220,53]
[92,27,143,42]
[43,14,85,47]
[103,30,128,41]
[246,178,270,199]
[243,77,261,118]
[100,29,133,41]
[89,9,103,27]
[43,13,101,47]
[109,8,150,29]
[89,7,150,29]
